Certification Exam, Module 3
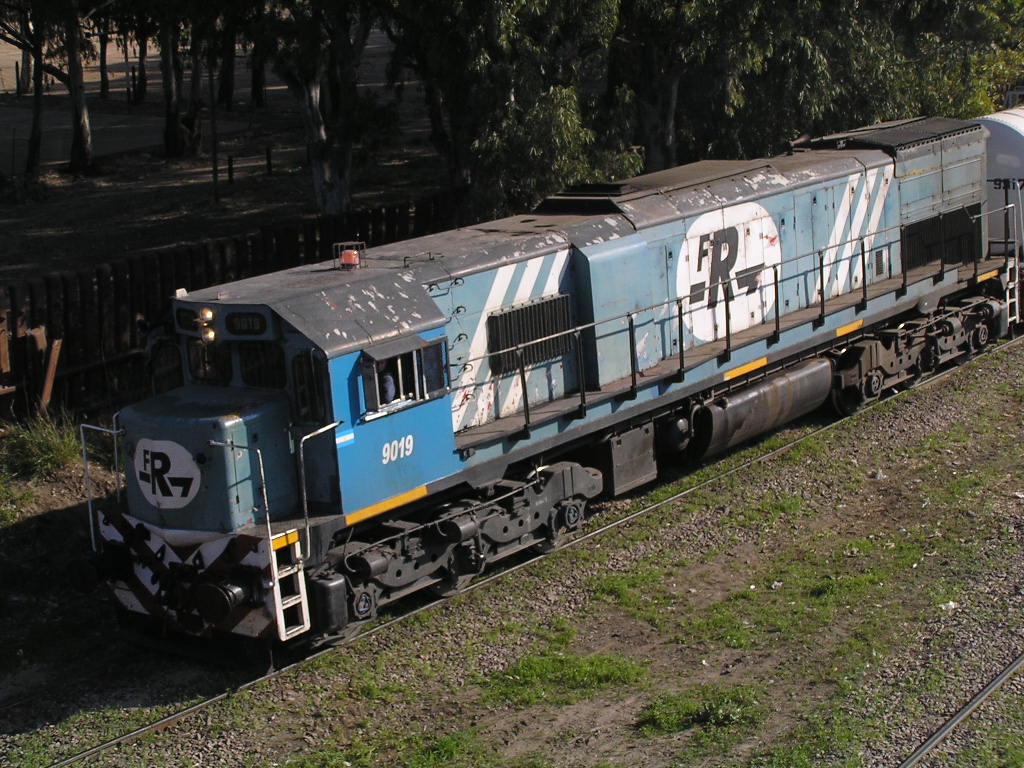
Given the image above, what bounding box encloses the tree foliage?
[619,0,1024,164]
[2,0,1021,213]
[382,0,642,216]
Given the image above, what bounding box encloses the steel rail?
[897,651,1024,767]
[44,336,1023,768]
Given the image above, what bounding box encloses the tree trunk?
[134,32,149,104]
[422,80,455,180]
[181,39,204,155]
[636,72,679,172]
[173,42,184,98]
[217,25,235,111]
[65,8,92,174]
[249,6,266,108]
[120,33,132,101]
[25,37,44,176]
[160,23,184,158]
[19,47,32,94]
[250,45,266,108]
[295,79,349,214]
[208,59,219,204]
[189,39,203,109]
[98,24,109,99]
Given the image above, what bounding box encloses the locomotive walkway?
[458,254,1008,448]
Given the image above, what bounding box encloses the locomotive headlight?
[201,326,216,343]
[199,306,215,323]
[194,579,250,624]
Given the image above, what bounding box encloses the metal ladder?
[1001,185,1023,324]
[1006,247,1020,324]
[271,531,311,641]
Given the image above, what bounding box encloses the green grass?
[637,684,763,735]
[0,468,33,526]
[589,565,673,630]
[679,530,964,653]
[486,650,646,706]
[0,415,81,478]
[735,492,804,528]
[283,729,556,768]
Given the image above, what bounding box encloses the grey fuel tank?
[690,358,834,461]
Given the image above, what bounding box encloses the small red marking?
[763,234,779,245]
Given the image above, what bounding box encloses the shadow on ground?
[0,490,260,743]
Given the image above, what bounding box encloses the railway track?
[897,649,1024,767]
[45,338,1024,768]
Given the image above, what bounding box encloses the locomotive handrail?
[297,420,344,561]
[449,209,1004,426]
[79,415,124,554]
[456,240,890,374]
[967,201,1016,221]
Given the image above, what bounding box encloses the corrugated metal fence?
[0,191,457,415]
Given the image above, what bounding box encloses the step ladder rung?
[270,536,312,641]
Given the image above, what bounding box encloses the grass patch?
[637,683,762,735]
[486,650,646,706]
[589,565,673,630]
[955,691,1024,767]
[284,729,556,768]
[679,531,962,652]
[0,415,80,478]
[735,492,804,528]
[0,468,33,526]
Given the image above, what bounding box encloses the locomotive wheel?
[428,571,476,598]
[863,369,884,399]
[919,340,940,373]
[972,322,990,351]
[427,543,483,597]
[534,497,587,553]
[830,385,864,417]
[241,637,276,673]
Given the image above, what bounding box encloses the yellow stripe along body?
[345,485,430,526]
[723,357,768,381]
[835,318,864,337]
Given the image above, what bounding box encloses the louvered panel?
[487,294,572,375]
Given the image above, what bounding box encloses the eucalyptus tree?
[264,0,376,214]
[609,0,772,172]
[608,0,1023,170]
[381,0,641,215]
[0,0,49,174]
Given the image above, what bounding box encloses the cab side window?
[362,341,447,415]
[293,351,327,422]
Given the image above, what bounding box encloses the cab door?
[330,330,461,526]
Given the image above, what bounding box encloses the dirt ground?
[0,32,445,281]
[3,344,1024,767]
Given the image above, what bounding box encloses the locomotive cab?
[104,267,468,641]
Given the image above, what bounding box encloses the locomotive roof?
[806,116,984,156]
[184,117,981,358]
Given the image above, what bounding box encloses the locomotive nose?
[120,387,298,532]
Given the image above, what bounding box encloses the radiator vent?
[487,294,572,375]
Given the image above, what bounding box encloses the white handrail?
[79,414,123,553]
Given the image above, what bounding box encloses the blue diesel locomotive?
[86,117,1018,645]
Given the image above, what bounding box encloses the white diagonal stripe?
[451,264,517,431]
[497,249,570,420]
